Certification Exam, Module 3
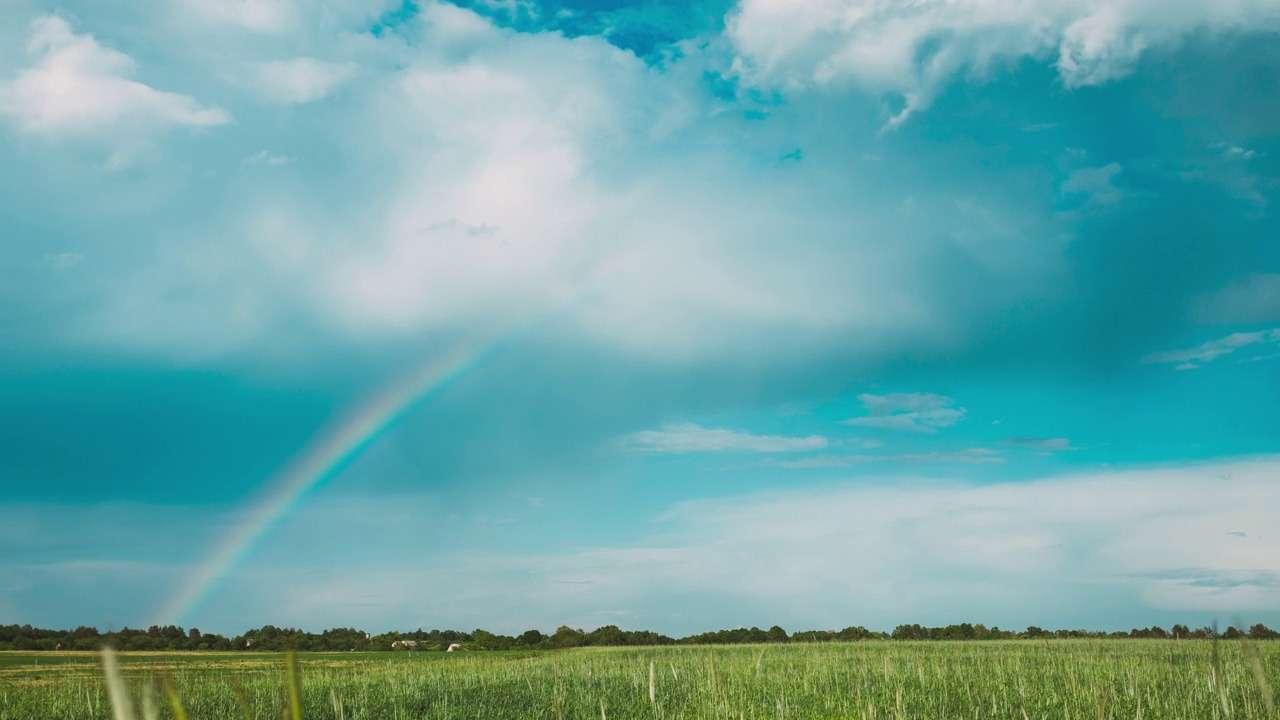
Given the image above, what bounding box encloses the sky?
[1,0,1278,637]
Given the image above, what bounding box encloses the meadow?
[1,640,1276,720]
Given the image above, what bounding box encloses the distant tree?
[892,624,928,640]
[517,629,545,647]
[551,626,585,649]
[765,626,789,643]
[1248,624,1279,640]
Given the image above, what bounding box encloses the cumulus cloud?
[1144,330,1280,368]
[842,392,965,432]
[0,16,230,138]
[241,58,358,104]
[4,0,1259,369]
[625,423,828,453]
[725,0,1280,121]
[237,9,969,362]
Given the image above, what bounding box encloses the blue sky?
[1,0,1279,636]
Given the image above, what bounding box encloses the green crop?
[0,640,1276,719]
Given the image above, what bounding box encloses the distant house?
[391,640,418,650]
[446,643,461,652]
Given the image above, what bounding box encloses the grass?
[0,640,1276,719]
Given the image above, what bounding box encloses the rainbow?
[157,310,569,627]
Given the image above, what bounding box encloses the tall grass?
[2,641,1276,719]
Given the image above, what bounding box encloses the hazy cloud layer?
[239,58,359,104]
[1144,330,1280,369]
[625,423,829,453]
[1003,437,1075,451]
[843,393,966,433]
[8,457,1274,634]
[772,448,1002,468]
[1196,274,1280,325]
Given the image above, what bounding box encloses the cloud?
[842,392,965,432]
[1060,163,1125,206]
[625,423,828,453]
[183,0,298,34]
[241,58,358,104]
[1194,274,1280,325]
[8,458,1279,633]
[1055,6,1146,88]
[772,448,1002,468]
[26,0,1099,365]
[1217,144,1258,161]
[42,251,83,269]
[1002,437,1075,451]
[196,456,1280,633]
[243,149,293,165]
[1144,329,1280,368]
[0,16,230,138]
[2,1,1271,373]
[725,0,1280,121]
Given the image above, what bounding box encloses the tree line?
[1,621,1275,652]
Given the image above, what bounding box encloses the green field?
[2,641,1277,719]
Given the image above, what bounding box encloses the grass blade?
[286,651,304,720]
[100,648,135,720]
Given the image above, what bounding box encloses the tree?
[517,629,545,647]
[551,626,584,648]
[587,625,626,647]
[1248,624,1279,640]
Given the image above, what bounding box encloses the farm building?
[391,640,418,650]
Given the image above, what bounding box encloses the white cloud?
[1056,7,1146,88]
[1144,329,1280,368]
[184,0,298,34]
[20,3,1065,362]
[212,456,1280,633]
[262,16,941,361]
[625,423,828,453]
[842,392,965,432]
[242,58,358,104]
[0,16,230,138]
[725,0,1280,121]
[15,459,1278,633]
